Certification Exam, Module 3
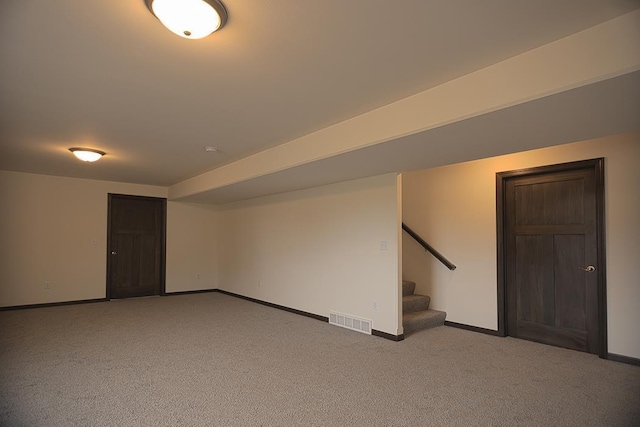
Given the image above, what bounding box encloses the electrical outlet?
[372,300,378,311]
[380,241,388,251]
[196,273,201,280]
[44,281,50,289]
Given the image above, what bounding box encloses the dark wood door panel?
[554,235,586,331]
[515,235,554,326]
[114,234,135,294]
[137,234,158,292]
[111,198,160,234]
[517,320,587,352]
[515,178,584,226]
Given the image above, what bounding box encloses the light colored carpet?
[1,292,638,426]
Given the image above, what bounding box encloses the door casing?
[106,193,167,299]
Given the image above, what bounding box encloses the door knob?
[579,265,596,272]
[111,251,118,255]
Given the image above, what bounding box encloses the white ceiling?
[1,0,639,201]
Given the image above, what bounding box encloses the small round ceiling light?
[69,148,105,162]
[145,0,228,39]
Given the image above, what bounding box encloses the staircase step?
[402,294,430,313]
[402,280,416,296]
[403,309,446,334]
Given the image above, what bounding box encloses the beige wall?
[4,132,637,355]
[217,174,401,335]
[402,133,640,358]
[0,171,401,336]
[0,171,218,307]
[166,202,218,292]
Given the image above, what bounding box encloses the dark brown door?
[499,159,605,355]
[107,194,166,299]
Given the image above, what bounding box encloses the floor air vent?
[329,311,372,335]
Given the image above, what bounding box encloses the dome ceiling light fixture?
[145,0,228,39]
[69,148,106,162]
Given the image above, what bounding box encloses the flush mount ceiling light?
[69,148,105,162]
[145,0,228,39]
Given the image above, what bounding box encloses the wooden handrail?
[402,223,457,271]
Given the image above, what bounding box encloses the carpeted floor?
[1,292,638,426]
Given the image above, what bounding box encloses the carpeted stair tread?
[403,309,446,334]
[402,280,416,296]
[402,294,430,313]
[402,279,446,335]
